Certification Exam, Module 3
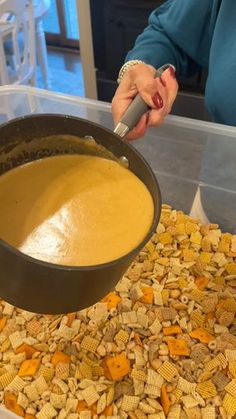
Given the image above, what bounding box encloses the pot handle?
[113,63,175,138]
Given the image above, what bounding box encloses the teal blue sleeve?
[126,0,220,77]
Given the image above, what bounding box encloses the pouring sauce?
[0,155,154,265]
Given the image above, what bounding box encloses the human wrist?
[117,60,145,84]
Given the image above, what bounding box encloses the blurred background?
[0,0,210,120]
[39,0,82,96]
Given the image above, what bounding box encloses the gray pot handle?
[114,63,175,138]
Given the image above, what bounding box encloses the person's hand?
[112,62,178,140]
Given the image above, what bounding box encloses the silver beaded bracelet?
[117,60,145,84]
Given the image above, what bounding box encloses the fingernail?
[152,92,163,109]
[169,66,176,78]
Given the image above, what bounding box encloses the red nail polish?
[152,92,163,109]
[169,66,176,78]
[160,77,166,87]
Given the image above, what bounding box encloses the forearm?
[125,0,217,78]
[126,10,199,78]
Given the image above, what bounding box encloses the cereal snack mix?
[0,205,235,418]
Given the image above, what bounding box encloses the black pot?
[0,114,161,314]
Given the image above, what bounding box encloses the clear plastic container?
[0,407,20,418]
[0,84,236,235]
[0,86,236,416]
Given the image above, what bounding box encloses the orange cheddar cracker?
[101,292,121,309]
[167,338,190,356]
[105,352,131,381]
